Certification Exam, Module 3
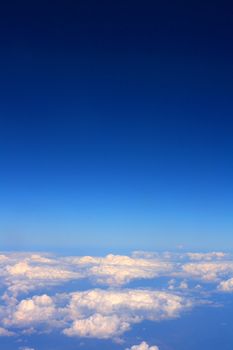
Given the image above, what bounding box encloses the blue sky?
[1,2,233,350]
[0,1,233,251]
[1,84,233,251]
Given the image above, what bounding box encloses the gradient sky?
[0,0,233,251]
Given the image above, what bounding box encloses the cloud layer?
[0,250,232,342]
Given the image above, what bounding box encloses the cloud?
[63,288,192,338]
[8,294,56,327]
[179,281,188,289]
[168,279,188,291]
[182,262,233,281]
[126,341,159,350]
[1,288,192,339]
[0,326,15,336]
[7,261,79,280]
[4,257,83,295]
[0,250,232,341]
[186,252,227,261]
[0,255,8,262]
[2,251,232,298]
[0,252,175,297]
[29,254,55,264]
[63,314,130,338]
[218,278,233,292]
[69,254,173,286]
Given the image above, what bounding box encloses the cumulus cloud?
[0,288,192,340]
[218,278,233,292]
[7,261,79,280]
[5,294,56,328]
[63,314,130,338]
[63,288,192,338]
[15,294,54,322]
[126,341,159,350]
[0,326,15,336]
[0,250,231,341]
[1,287,192,339]
[2,251,232,298]
[182,262,233,281]
[69,254,173,286]
[0,252,175,297]
[3,256,83,296]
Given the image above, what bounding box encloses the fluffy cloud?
[8,294,56,327]
[4,257,83,295]
[63,288,192,338]
[0,250,232,341]
[7,261,79,280]
[0,326,15,336]
[68,289,190,320]
[126,341,159,350]
[2,251,232,298]
[63,314,130,338]
[182,262,233,281]
[0,255,8,262]
[69,254,173,286]
[0,288,192,340]
[168,279,188,290]
[0,252,174,297]
[218,278,233,292]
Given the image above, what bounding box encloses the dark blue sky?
[0,0,233,251]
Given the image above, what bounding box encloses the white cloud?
[4,258,82,296]
[126,341,159,350]
[182,262,233,281]
[0,250,231,341]
[8,294,55,326]
[7,261,79,280]
[0,326,15,336]
[218,278,233,292]
[2,251,232,298]
[63,288,192,338]
[29,254,54,264]
[0,252,175,297]
[63,313,130,338]
[0,255,8,262]
[179,281,188,289]
[1,287,192,339]
[69,253,173,286]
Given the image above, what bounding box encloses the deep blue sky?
[0,0,233,251]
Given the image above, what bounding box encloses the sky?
[1,2,233,350]
[0,0,233,251]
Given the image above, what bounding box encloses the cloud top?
[0,250,232,341]
[126,341,159,350]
